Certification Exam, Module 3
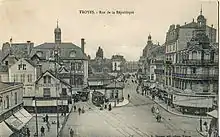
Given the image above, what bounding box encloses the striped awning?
[207,110,218,119]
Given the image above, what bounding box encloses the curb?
[196,128,208,137]
[146,95,211,119]
[112,99,130,108]
[58,104,73,136]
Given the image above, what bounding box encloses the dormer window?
[70,51,76,57]
[36,51,43,57]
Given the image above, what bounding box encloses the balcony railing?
[176,59,218,66]
[172,73,218,80]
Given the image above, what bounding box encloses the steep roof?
[35,70,71,87]
[32,42,88,60]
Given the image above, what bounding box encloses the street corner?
[113,98,130,108]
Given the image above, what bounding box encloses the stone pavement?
[27,113,66,136]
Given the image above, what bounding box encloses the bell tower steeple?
[54,20,61,44]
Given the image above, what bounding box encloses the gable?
[9,58,35,71]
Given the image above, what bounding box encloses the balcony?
[176,59,218,66]
[172,73,218,80]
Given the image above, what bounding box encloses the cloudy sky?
[0,0,218,61]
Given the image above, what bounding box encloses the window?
[192,68,196,74]
[61,88,67,95]
[18,64,22,70]
[14,92,17,105]
[43,88,51,97]
[27,74,32,83]
[151,74,154,80]
[71,63,75,71]
[70,51,76,57]
[5,61,8,66]
[48,76,51,84]
[23,64,26,70]
[43,76,46,83]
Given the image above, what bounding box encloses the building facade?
[30,22,89,94]
[111,55,126,72]
[163,9,218,115]
[33,70,71,113]
[0,82,32,137]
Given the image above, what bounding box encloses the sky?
[0,0,218,61]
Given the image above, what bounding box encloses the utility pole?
[54,47,60,137]
[34,96,38,137]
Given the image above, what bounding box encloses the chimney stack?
[81,38,85,54]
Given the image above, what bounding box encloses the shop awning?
[0,121,13,137]
[5,114,23,130]
[207,110,218,119]
[14,108,33,126]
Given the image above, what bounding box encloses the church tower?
[197,6,206,29]
[54,20,61,44]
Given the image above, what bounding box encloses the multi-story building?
[164,9,216,90]
[30,22,89,94]
[33,70,71,113]
[111,55,126,73]
[8,58,40,108]
[138,35,160,81]
[164,9,218,115]
[0,82,32,137]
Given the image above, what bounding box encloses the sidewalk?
[196,128,208,137]
[27,113,66,137]
[146,93,212,119]
[109,98,129,108]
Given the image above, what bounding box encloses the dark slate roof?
[105,82,124,89]
[32,42,88,60]
[24,59,37,67]
[0,65,8,72]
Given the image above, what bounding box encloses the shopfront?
[2,108,33,137]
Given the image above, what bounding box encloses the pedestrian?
[40,126,45,137]
[26,128,30,137]
[74,105,76,112]
[45,114,48,123]
[128,94,130,100]
[70,128,74,137]
[46,121,50,132]
[78,107,81,115]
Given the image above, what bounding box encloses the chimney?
[27,41,31,55]
[81,38,85,54]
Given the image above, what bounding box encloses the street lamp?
[54,48,60,137]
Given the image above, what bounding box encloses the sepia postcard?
[0,0,219,137]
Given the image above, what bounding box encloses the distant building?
[111,55,126,72]
[124,61,139,73]
[0,82,32,137]
[138,35,160,77]
[95,46,104,59]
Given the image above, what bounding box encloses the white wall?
[9,59,37,97]
[0,85,23,114]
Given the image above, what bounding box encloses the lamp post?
[114,78,117,107]
[54,48,60,137]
